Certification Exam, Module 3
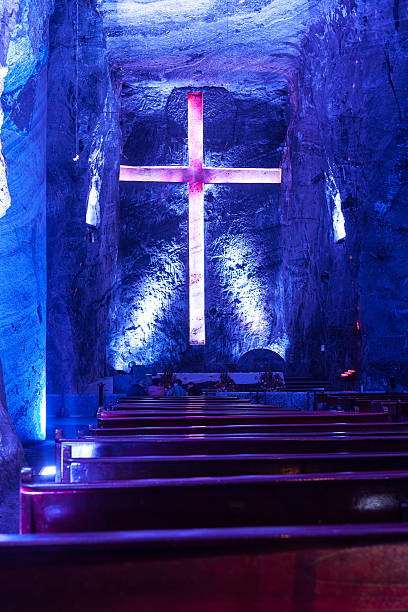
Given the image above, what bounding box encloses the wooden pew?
[116,396,245,403]
[89,422,408,436]
[100,408,373,417]
[55,433,408,481]
[97,412,390,428]
[20,469,408,534]
[317,392,408,410]
[114,399,254,405]
[4,525,408,611]
[113,397,253,406]
[101,409,287,417]
[63,450,408,483]
[109,403,269,411]
[326,397,408,421]
[119,396,244,401]
[98,408,302,420]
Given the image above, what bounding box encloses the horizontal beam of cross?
[120,166,282,184]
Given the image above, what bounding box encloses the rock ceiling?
[97,0,338,86]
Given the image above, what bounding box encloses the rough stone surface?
[0,0,18,219]
[46,0,120,393]
[44,0,408,389]
[0,360,24,502]
[286,1,408,387]
[0,486,19,533]
[0,0,52,439]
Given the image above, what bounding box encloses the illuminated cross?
[120,92,281,346]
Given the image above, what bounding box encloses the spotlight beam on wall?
[120,92,281,345]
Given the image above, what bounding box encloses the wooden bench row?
[53,430,408,480]
[316,392,408,413]
[118,395,245,401]
[91,422,408,436]
[97,411,390,427]
[20,468,408,533]
[18,401,408,610]
[108,403,275,411]
[61,450,408,483]
[110,396,257,410]
[5,525,408,611]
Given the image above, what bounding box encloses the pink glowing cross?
[120,92,281,345]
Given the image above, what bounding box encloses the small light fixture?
[39,465,56,476]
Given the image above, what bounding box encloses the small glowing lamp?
[39,465,56,477]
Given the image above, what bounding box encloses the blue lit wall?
[42,0,408,389]
[46,0,120,395]
[286,1,408,386]
[0,0,52,440]
[104,0,408,385]
[1,0,406,439]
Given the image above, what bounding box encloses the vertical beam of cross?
[120,92,281,347]
[188,93,205,345]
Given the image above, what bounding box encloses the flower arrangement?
[215,372,237,392]
[160,370,176,390]
[259,371,285,391]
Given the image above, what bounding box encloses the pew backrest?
[97,412,390,426]
[91,422,408,436]
[5,525,408,611]
[21,469,408,534]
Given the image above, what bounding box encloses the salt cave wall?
[46,0,119,393]
[48,0,407,386]
[0,358,24,493]
[107,0,408,383]
[0,3,25,477]
[98,0,344,376]
[285,0,408,387]
[0,0,52,440]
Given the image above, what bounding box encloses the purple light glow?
[120,92,281,345]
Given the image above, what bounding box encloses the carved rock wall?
[285,0,408,386]
[0,359,23,493]
[45,0,408,388]
[0,0,51,439]
[46,0,120,393]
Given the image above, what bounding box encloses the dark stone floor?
[0,416,95,534]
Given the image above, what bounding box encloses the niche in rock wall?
[237,349,285,373]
